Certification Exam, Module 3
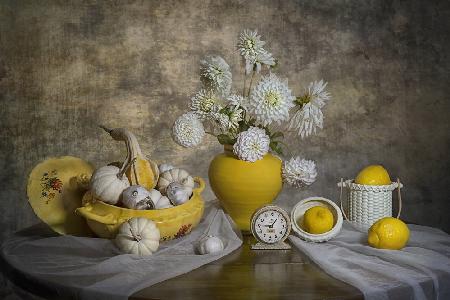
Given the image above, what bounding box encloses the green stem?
[242,71,247,97]
[247,70,256,97]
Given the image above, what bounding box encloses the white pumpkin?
[115,217,160,255]
[154,195,174,209]
[90,165,130,205]
[157,168,194,195]
[198,236,224,255]
[166,182,192,206]
[158,163,174,174]
[122,185,155,210]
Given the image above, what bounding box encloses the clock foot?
[251,241,291,250]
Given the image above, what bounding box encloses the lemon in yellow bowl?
[76,177,205,241]
[355,165,391,185]
[302,206,334,234]
[368,217,410,250]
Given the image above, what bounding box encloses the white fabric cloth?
[289,221,450,300]
[0,201,242,300]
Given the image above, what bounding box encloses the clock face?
[251,206,291,244]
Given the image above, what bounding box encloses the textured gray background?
[1,0,450,245]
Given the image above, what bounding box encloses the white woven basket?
[291,197,343,243]
[337,178,403,230]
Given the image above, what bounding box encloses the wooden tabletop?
[131,235,362,300]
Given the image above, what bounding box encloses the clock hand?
[269,219,277,228]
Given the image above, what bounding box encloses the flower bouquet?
[172,30,331,230]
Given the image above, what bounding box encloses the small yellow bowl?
[76,177,205,241]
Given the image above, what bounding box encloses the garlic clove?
[198,236,224,255]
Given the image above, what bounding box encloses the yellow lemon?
[302,206,334,234]
[368,217,410,250]
[355,165,391,185]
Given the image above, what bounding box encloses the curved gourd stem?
[132,158,140,185]
[99,125,112,134]
[117,157,137,179]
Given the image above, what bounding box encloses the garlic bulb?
[122,185,154,210]
[198,236,224,255]
[158,163,174,174]
[166,182,192,206]
[154,196,174,209]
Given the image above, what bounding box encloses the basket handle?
[395,178,402,219]
[338,177,403,221]
[339,178,350,221]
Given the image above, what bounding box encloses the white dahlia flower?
[282,157,317,187]
[287,80,331,138]
[210,106,243,132]
[233,127,270,162]
[248,73,295,126]
[172,112,205,148]
[189,89,223,120]
[238,29,265,61]
[200,56,232,97]
[251,49,276,74]
[227,94,249,110]
[238,29,275,74]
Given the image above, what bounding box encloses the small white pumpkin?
[115,217,160,256]
[154,195,174,209]
[90,165,130,205]
[166,182,192,206]
[122,185,155,210]
[157,168,194,195]
[198,236,224,255]
[158,163,174,174]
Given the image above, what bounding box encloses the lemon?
[355,165,391,185]
[302,206,334,234]
[368,217,410,250]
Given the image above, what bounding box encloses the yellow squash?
[209,146,282,231]
[101,126,159,190]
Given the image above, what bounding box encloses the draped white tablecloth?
[1,201,242,300]
[289,221,450,300]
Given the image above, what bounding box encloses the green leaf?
[238,121,250,132]
[269,141,284,155]
[217,134,236,145]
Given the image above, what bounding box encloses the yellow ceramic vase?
[209,146,282,231]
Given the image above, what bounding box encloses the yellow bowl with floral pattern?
[76,177,205,240]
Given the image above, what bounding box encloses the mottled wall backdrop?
[1,0,449,242]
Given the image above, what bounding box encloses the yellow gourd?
[101,126,159,190]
